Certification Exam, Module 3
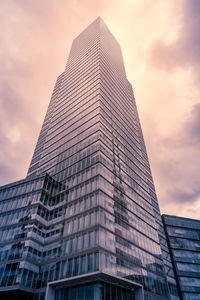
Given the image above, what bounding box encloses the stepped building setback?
[0,17,179,300]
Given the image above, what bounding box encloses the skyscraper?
[0,17,179,300]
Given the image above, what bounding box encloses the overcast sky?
[0,0,200,219]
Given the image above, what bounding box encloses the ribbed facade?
[0,17,179,300]
[163,215,200,300]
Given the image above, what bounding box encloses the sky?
[0,0,200,219]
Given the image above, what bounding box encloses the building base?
[0,285,35,300]
[45,271,144,300]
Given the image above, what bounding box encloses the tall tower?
[0,17,179,300]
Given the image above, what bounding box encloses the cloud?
[166,103,200,204]
[150,0,200,80]
[135,0,200,218]
[168,185,200,205]
[185,103,200,144]
[145,100,200,218]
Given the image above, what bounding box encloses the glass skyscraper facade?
[162,215,200,300]
[0,17,179,300]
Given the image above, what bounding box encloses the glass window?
[67,259,73,276]
[183,293,200,300]
[77,285,84,298]
[95,252,99,271]
[91,212,95,225]
[74,257,79,276]
[177,262,200,272]
[173,249,200,260]
[111,284,117,300]
[85,283,93,300]
[69,287,77,300]
[105,283,111,299]
[93,283,100,300]
[83,233,88,249]
[90,231,95,247]
[74,219,78,232]
[180,277,200,287]
[61,260,67,278]
[80,255,86,274]
[84,214,89,228]
[88,253,93,272]
[95,230,99,245]
[77,235,83,251]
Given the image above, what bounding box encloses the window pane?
[85,283,93,300]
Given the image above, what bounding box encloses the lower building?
[0,174,68,300]
[162,215,200,300]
